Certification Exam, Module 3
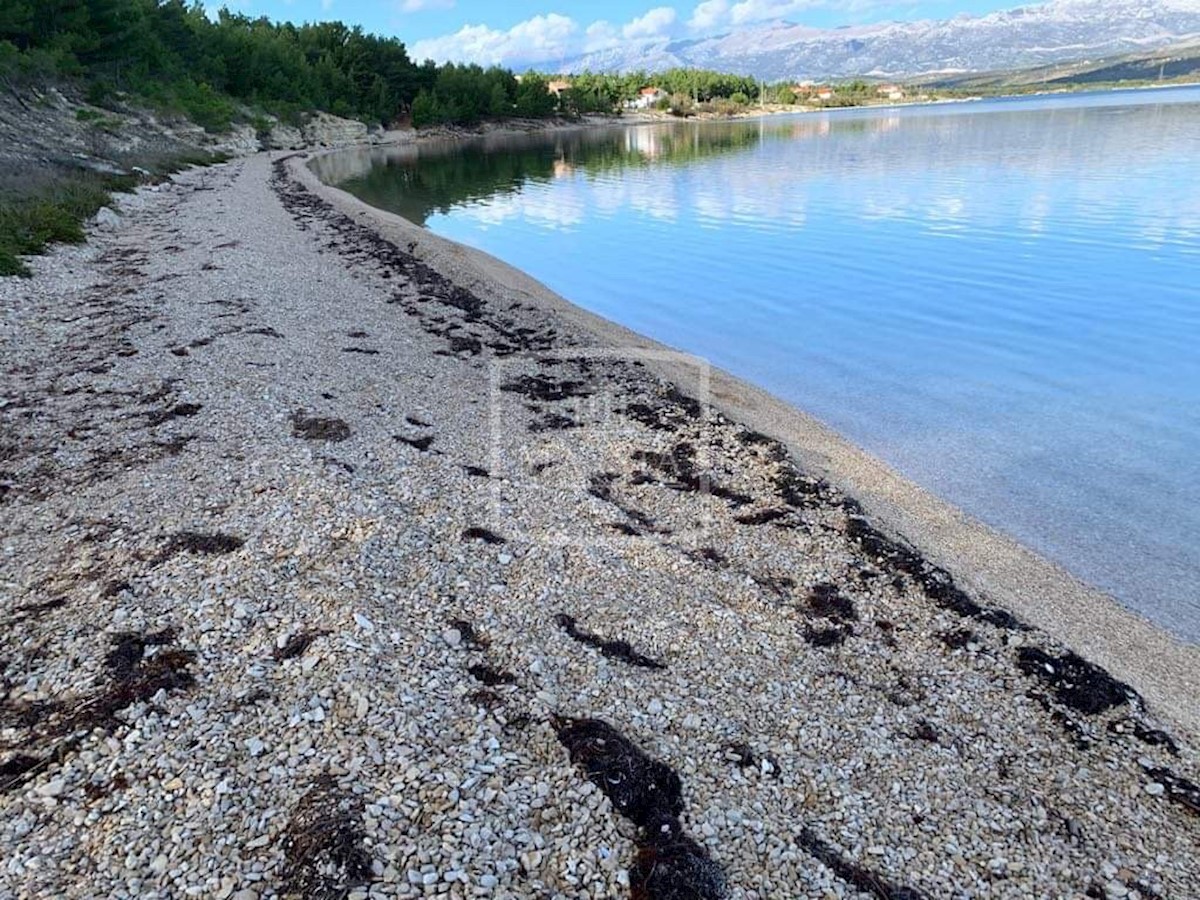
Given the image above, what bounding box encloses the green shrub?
[0,249,30,277]
[86,80,118,108]
[0,154,225,278]
[668,95,695,117]
[175,81,235,133]
[730,91,749,105]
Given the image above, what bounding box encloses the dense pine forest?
[0,0,440,129]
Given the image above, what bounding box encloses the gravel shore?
[1,152,1197,900]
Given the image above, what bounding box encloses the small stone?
[93,207,122,230]
[1145,782,1165,796]
[353,613,375,633]
[37,779,66,798]
[647,698,664,715]
[442,628,462,648]
[246,738,265,757]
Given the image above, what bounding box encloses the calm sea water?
[321,88,1200,642]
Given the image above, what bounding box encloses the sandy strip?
[0,151,1195,899]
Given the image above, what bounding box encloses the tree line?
[0,0,437,129]
[0,0,896,132]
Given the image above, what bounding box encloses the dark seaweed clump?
[631,444,753,507]
[554,717,682,823]
[1016,647,1138,715]
[155,530,244,563]
[799,827,930,900]
[589,474,661,533]
[634,813,729,900]
[555,614,666,670]
[723,742,781,779]
[274,630,329,662]
[1108,718,1179,755]
[529,412,578,432]
[938,628,977,650]
[105,627,178,678]
[2,629,196,794]
[554,718,726,899]
[687,547,727,567]
[734,508,793,527]
[462,527,505,545]
[804,624,851,648]
[1141,765,1200,817]
[147,402,203,427]
[468,664,516,686]
[279,775,371,899]
[847,517,1024,629]
[291,410,352,442]
[448,618,489,649]
[501,374,591,402]
[396,434,435,452]
[808,584,858,622]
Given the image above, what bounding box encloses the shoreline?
[0,149,1196,898]
[298,148,1200,740]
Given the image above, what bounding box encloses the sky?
[213,1,1028,65]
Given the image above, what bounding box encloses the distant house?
[547,79,572,97]
[792,83,833,101]
[877,83,906,101]
[628,87,670,110]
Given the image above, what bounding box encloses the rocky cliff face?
[0,83,379,187]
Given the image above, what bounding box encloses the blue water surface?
[327,87,1200,641]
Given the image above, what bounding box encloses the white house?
[628,87,670,110]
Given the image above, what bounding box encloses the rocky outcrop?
[301,112,371,148]
[0,84,381,185]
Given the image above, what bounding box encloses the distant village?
[526,74,914,115]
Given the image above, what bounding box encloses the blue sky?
[216,1,1024,64]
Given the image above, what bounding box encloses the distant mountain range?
[538,0,1200,81]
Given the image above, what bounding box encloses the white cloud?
[400,0,455,11]
[689,0,729,30]
[689,0,826,30]
[731,0,819,25]
[412,7,690,66]
[622,6,678,40]
[584,21,622,53]
[411,13,577,65]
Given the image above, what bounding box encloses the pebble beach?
[1,150,1198,899]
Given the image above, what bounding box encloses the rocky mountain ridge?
[542,0,1200,80]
